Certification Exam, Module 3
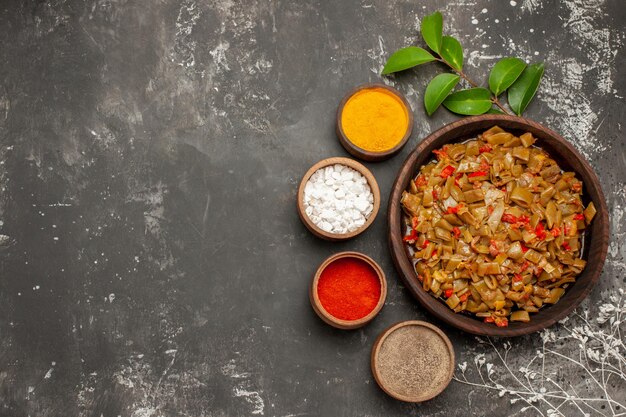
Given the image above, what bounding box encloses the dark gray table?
[1,1,624,416]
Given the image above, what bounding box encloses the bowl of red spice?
[310,251,387,329]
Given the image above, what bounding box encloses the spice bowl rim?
[387,114,610,337]
[297,156,381,241]
[310,251,387,330]
[336,82,414,162]
[370,320,455,402]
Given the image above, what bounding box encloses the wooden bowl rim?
[387,115,609,337]
[309,251,387,329]
[370,320,455,402]
[336,83,414,162]
[297,157,381,241]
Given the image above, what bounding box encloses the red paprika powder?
[317,257,381,321]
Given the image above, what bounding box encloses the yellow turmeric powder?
[341,87,409,153]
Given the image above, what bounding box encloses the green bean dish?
[401,126,597,327]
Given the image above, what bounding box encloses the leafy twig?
[382,11,544,117]
[435,57,513,115]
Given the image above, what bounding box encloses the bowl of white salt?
[297,157,380,241]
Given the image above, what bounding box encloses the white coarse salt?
[303,164,374,234]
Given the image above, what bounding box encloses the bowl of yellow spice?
[337,83,413,162]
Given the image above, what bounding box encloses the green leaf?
[381,46,436,75]
[507,63,545,116]
[488,57,527,96]
[424,73,460,116]
[440,36,463,71]
[487,107,506,114]
[443,88,492,115]
[421,11,443,53]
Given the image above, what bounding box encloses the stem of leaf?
[492,99,511,114]
[436,57,514,116]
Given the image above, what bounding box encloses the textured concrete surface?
[0,0,624,416]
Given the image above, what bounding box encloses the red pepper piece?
[444,289,454,298]
[454,173,462,187]
[403,229,418,242]
[521,244,529,253]
[468,171,488,178]
[573,214,584,221]
[452,226,461,239]
[488,206,494,215]
[562,241,571,251]
[489,240,500,257]
[459,292,470,302]
[572,183,582,193]
[446,204,461,215]
[440,165,456,179]
[411,216,420,229]
[432,189,439,201]
[433,149,448,160]
[484,316,495,323]
[535,222,547,240]
[517,215,532,231]
[479,144,492,154]
[520,261,530,272]
[415,175,428,187]
[495,317,509,327]
[550,227,561,237]
[513,273,523,282]
[502,213,519,224]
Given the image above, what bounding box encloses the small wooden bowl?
[371,320,455,402]
[336,83,413,162]
[297,157,380,241]
[310,251,387,329]
[388,115,610,337]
